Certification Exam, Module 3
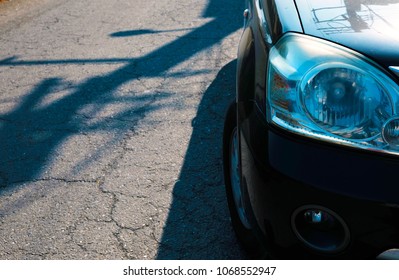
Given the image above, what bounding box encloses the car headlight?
[267,33,399,155]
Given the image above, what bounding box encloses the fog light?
[292,205,350,253]
[304,210,323,224]
[382,116,399,148]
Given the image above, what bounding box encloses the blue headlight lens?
[301,67,392,140]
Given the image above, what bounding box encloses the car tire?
[223,102,265,258]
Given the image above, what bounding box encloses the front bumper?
[239,110,399,258]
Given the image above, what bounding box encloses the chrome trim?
[389,66,399,77]
[255,0,272,44]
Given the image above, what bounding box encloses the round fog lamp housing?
[382,116,399,148]
[292,205,350,253]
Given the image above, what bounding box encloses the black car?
[223,0,399,259]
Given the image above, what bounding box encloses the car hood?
[295,0,399,70]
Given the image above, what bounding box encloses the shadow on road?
[0,0,241,184]
[156,60,247,259]
[0,0,244,258]
[110,28,194,37]
[154,0,246,259]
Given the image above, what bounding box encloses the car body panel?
[295,0,399,68]
[256,0,302,43]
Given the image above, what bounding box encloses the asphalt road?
[0,0,246,259]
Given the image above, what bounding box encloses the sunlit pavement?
[0,0,246,259]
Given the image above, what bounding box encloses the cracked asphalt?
[0,0,247,259]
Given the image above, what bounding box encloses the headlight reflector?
[382,117,399,148]
[301,66,393,140]
[267,33,399,154]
